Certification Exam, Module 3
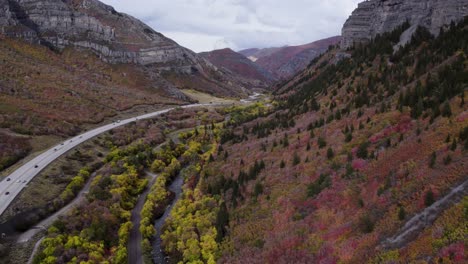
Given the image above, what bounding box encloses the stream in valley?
[151,173,184,264]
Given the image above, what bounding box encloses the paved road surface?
[0,103,210,217]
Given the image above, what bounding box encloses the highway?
[0,103,211,217]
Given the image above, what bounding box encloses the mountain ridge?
[0,0,249,98]
[239,36,341,79]
[199,48,275,88]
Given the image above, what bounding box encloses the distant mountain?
[199,48,276,87]
[0,0,248,98]
[239,36,341,79]
[238,47,284,62]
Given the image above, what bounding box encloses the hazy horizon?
[102,0,361,53]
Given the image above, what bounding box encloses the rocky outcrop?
[0,0,202,67]
[341,0,468,49]
[0,0,249,98]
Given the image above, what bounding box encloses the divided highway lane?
[0,103,211,217]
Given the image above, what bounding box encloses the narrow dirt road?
[383,179,468,249]
[17,172,97,243]
[27,237,44,264]
[128,171,158,264]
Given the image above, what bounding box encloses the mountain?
[199,48,276,87]
[1,1,468,264]
[238,47,284,62]
[0,0,248,98]
[239,36,341,79]
[341,0,468,49]
[201,16,468,264]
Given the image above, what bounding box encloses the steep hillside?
[0,36,183,137]
[199,48,275,86]
[165,18,467,263]
[341,0,468,49]
[0,0,248,98]
[239,36,341,79]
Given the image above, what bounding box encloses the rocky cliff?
[0,0,248,98]
[341,0,468,49]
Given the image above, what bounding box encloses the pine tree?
[280,160,285,168]
[327,147,334,160]
[398,206,406,220]
[357,142,369,159]
[450,139,457,151]
[441,100,452,117]
[292,153,301,165]
[318,137,327,149]
[429,152,436,168]
[215,202,229,242]
[424,190,435,206]
[345,133,353,143]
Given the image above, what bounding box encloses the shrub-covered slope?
[197,18,468,263]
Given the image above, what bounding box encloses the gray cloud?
[102,0,362,52]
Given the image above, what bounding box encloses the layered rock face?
[0,0,248,98]
[341,0,468,49]
[0,0,201,67]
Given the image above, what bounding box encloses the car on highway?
[6,178,11,181]
[34,165,38,168]
[5,192,9,195]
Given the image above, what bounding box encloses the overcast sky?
[102,0,361,52]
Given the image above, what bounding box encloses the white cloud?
[102,0,362,52]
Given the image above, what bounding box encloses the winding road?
[17,172,97,243]
[0,103,211,217]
